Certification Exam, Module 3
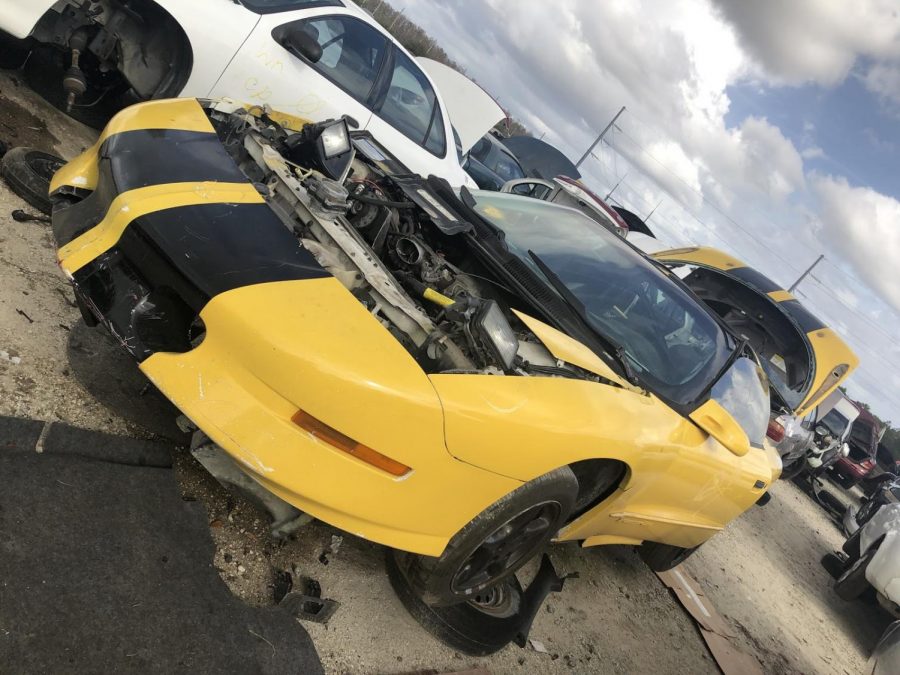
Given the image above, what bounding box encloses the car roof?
[652,246,860,415]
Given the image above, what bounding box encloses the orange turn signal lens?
[291,409,411,477]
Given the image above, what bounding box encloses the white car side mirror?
[841,443,851,458]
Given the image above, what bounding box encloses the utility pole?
[644,199,662,222]
[788,253,824,293]
[604,172,628,201]
[576,106,625,169]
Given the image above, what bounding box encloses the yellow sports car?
[652,247,859,478]
[50,98,779,609]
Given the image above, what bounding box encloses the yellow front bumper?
[140,277,520,556]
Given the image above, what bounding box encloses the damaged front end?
[49,98,612,552]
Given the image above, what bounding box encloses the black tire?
[400,467,577,606]
[639,542,699,572]
[386,550,525,656]
[835,547,876,600]
[821,552,846,579]
[780,455,807,480]
[817,489,847,516]
[1,147,65,215]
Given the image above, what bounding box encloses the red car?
[831,409,881,488]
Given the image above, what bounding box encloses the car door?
[209,11,380,128]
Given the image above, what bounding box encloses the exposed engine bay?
[204,101,598,381]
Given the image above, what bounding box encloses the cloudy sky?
[401,0,900,422]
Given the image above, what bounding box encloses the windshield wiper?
[697,335,749,402]
[527,250,640,386]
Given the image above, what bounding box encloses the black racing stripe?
[71,202,330,361]
[53,129,248,247]
[779,299,827,334]
[728,266,784,295]
[121,202,329,300]
[100,129,247,192]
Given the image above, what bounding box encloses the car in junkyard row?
[831,409,882,489]
[826,502,900,618]
[464,132,528,192]
[0,0,475,185]
[49,97,782,613]
[652,247,859,481]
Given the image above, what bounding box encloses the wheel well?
[31,0,193,100]
[566,459,628,522]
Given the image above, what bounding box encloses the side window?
[378,49,446,156]
[294,17,388,103]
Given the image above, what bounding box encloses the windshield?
[472,192,733,407]
[709,356,770,447]
[849,419,877,455]
[239,0,343,13]
[471,139,526,182]
[820,409,849,438]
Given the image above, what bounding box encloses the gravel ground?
[0,69,894,674]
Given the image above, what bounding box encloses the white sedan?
[0,0,473,185]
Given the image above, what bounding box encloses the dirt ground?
[0,69,894,674]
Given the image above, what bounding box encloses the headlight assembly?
[473,300,518,371]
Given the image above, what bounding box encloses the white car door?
[209,9,377,130]
[364,48,466,183]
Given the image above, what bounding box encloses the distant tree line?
[355,0,531,138]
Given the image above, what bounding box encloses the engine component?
[306,177,349,217]
[63,29,89,111]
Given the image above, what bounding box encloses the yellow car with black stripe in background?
[652,247,859,480]
[49,97,780,614]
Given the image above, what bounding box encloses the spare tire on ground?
[1,146,65,215]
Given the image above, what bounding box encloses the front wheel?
[639,541,699,572]
[399,467,577,606]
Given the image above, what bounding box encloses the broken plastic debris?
[0,351,22,365]
[529,638,548,653]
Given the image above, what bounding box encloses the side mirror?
[272,24,323,63]
[841,443,851,457]
[689,399,751,457]
[815,425,828,436]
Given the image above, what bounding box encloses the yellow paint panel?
[580,535,643,547]
[797,327,861,415]
[140,278,519,556]
[58,182,263,274]
[512,310,638,391]
[51,98,215,193]
[431,373,774,549]
[50,147,102,194]
[768,289,796,302]
[653,246,746,272]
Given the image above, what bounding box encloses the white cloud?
[812,174,900,311]
[864,62,900,110]
[801,146,826,160]
[710,0,900,85]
